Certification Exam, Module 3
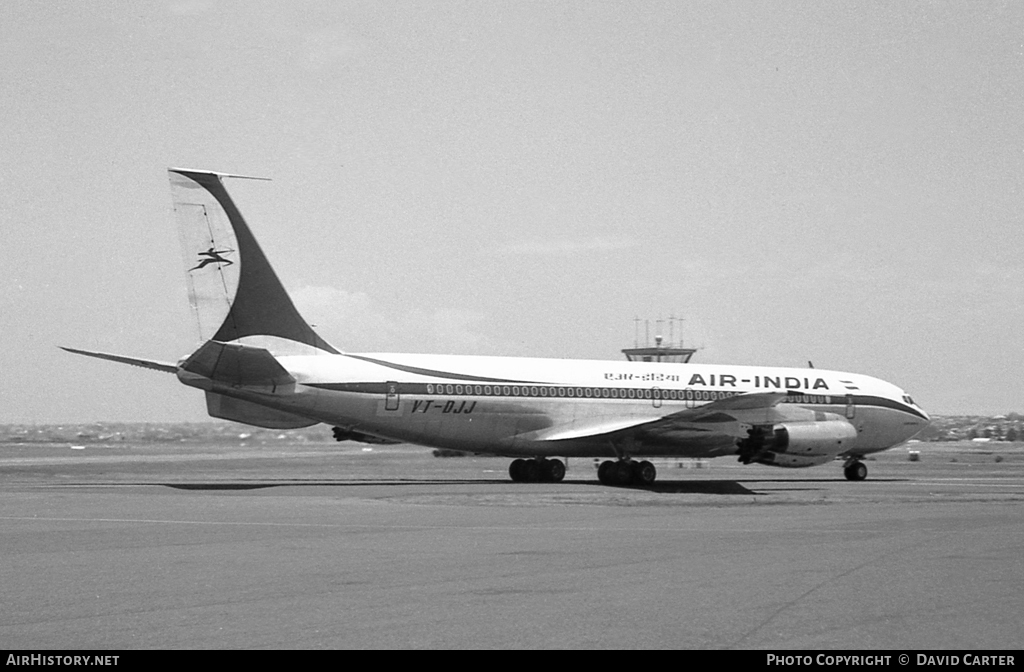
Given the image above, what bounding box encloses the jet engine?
[737,419,856,468]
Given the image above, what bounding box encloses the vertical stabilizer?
[169,168,339,355]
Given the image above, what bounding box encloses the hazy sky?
[2,1,1021,422]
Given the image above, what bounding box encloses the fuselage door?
[845,394,855,419]
[385,381,400,411]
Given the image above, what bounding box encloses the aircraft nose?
[906,410,930,441]
[914,400,931,424]
[902,393,930,424]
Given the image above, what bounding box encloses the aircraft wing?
[528,391,790,442]
[524,416,667,442]
[60,347,178,374]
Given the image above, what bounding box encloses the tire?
[634,460,657,485]
[545,459,566,483]
[844,461,867,481]
[613,461,634,485]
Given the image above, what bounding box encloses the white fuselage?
[185,351,929,460]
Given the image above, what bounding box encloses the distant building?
[622,336,697,364]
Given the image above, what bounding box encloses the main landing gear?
[509,458,566,483]
[597,459,657,486]
[843,459,868,481]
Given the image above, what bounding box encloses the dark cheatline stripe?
[307,382,392,394]
[342,353,548,384]
[304,382,927,420]
[846,395,929,420]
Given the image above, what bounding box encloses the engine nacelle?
[738,419,856,467]
[752,452,835,468]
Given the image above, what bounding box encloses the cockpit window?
[902,395,916,406]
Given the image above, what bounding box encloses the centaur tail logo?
[189,247,235,271]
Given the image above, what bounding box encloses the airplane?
[63,168,930,486]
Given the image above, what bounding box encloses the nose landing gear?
[843,459,868,481]
[508,458,566,483]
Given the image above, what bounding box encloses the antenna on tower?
[622,315,698,364]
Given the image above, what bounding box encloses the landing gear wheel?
[521,460,541,482]
[633,460,657,486]
[544,459,566,483]
[612,461,634,486]
[844,461,868,481]
[511,458,561,483]
[598,460,656,486]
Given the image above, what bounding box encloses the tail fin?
[169,168,338,355]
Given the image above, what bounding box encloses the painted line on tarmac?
[908,479,1024,488]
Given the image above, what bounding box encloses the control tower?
[622,318,697,364]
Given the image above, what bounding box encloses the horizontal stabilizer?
[60,347,177,373]
[205,392,317,429]
[180,340,295,387]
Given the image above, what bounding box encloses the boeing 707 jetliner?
[64,169,929,485]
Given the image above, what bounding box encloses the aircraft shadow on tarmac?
[162,479,763,495]
[602,480,760,495]
[163,480,515,491]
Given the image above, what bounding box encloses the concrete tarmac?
[1,441,1023,649]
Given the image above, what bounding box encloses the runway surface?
[1,440,1023,649]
